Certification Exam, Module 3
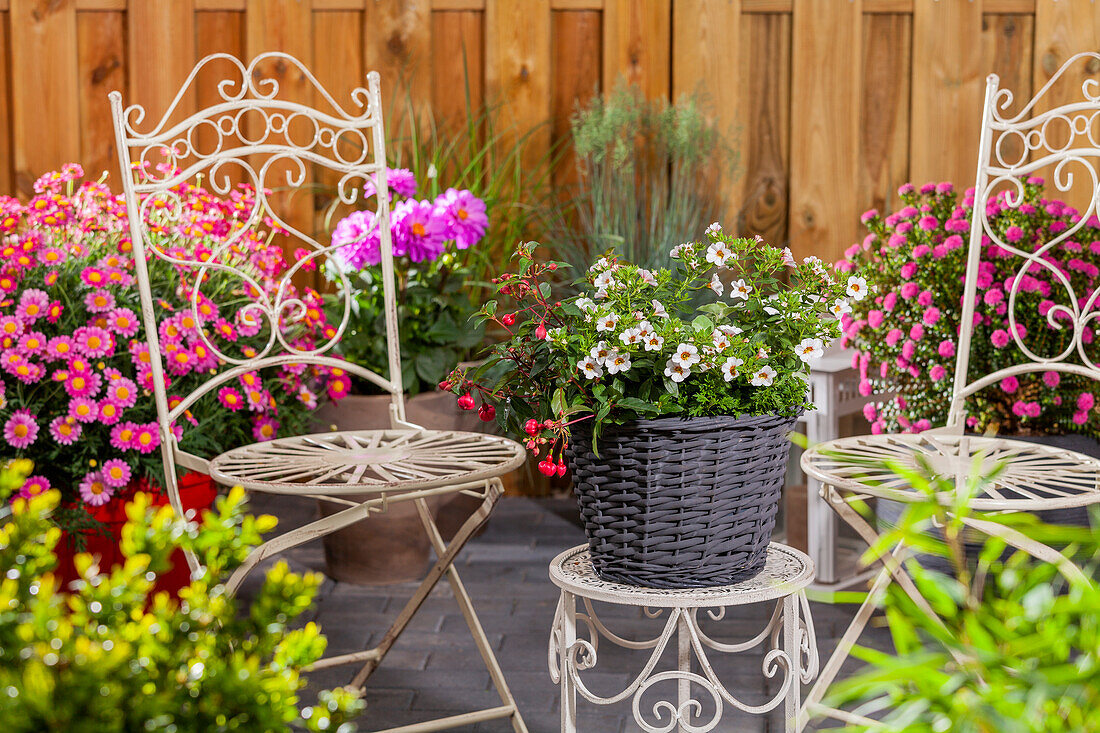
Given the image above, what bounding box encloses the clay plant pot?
[312,390,493,585]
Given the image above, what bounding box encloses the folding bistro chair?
[798,52,1100,729]
[109,53,529,732]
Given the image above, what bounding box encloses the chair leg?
[410,483,530,733]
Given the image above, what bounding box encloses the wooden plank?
[77,9,125,185]
[1032,0,1100,212]
[11,0,80,197]
[0,13,12,194]
[602,0,671,100]
[364,0,432,137]
[738,11,790,245]
[743,0,1036,11]
[858,12,910,217]
[982,12,1033,170]
[246,0,316,272]
[672,0,741,228]
[485,0,551,175]
[909,0,984,187]
[194,11,246,187]
[433,0,482,8]
[789,0,861,263]
[551,9,600,189]
[431,9,484,132]
[128,0,196,129]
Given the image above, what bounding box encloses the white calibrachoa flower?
[578,356,603,379]
[712,329,731,351]
[709,273,724,297]
[593,271,616,291]
[718,324,743,337]
[606,350,632,375]
[637,320,654,338]
[575,296,596,313]
[730,280,752,300]
[619,326,642,346]
[780,247,796,268]
[763,294,781,316]
[589,257,612,273]
[643,332,664,351]
[595,311,619,332]
[846,275,868,301]
[664,358,690,382]
[804,255,826,274]
[706,241,734,268]
[671,342,701,369]
[590,340,613,363]
[652,300,668,319]
[638,268,658,287]
[750,364,777,386]
[830,298,852,318]
[705,221,722,237]
[795,337,825,363]
[720,356,744,382]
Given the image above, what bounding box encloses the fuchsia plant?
[0,165,347,521]
[843,178,1100,437]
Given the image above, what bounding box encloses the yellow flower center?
[412,222,426,237]
[13,425,27,438]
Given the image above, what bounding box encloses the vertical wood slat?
[430,9,484,134]
[0,12,13,195]
[128,0,196,125]
[738,11,790,246]
[790,0,862,264]
[486,0,551,176]
[194,10,245,188]
[909,0,984,187]
[603,0,671,100]
[672,0,741,229]
[364,0,432,140]
[1032,0,1100,212]
[11,0,80,197]
[858,12,911,217]
[550,9,600,189]
[77,10,126,185]
[982,13,1034,171]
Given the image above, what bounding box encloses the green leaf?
[552,388,567,417]
[424,312,461,343]
[539,282,552,299]
[691,314,713,332]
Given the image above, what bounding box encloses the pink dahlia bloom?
[437,188,488,250]
[392,199,446,263]
[332,209,381,269]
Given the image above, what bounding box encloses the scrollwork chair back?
[109,52,406,514]
[951,51,1100,428]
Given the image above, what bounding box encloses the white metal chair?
[109,53,528,733]
[799,52,1100,729]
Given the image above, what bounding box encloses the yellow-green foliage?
[0,463,364,732]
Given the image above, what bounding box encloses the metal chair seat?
[210,428,527,495]
[802,432,1100,512]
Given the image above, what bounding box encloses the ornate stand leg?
[677,612,691,733]
[783,594,800,733]
[560,591,578,733]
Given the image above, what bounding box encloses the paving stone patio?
[240,493,893,732]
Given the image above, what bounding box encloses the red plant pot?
[54,473,218,596]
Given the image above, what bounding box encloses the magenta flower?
[929,365,946,382]
[332,209,381,269]
[867,310,884,329]
[1043,371,1061,388]
[74,326,114,358]
[1000,375,1019,393]
[78,470,114,506]
[109,422,137,451]
[922,307,941,326]
[107,308,140,337]
[16,289,48,322]
[4,409,38,448]
[217,386,245,411]
[19,475,50,500]
[991,329,1010,348]
[17,331,46,356]
[938,339,955,358]
[909,324,924,341]
[1074,410,1090,425]
[106,377,138,408]
[101,458,132,488]
[917,290,933,307]
[1004,225,1024,243]
[918,215,938,231]
[69,397,99,423]
[900,282,920,300]
[885,328,903,347]
[1078,392,1095,411]
[132,423,160,454]
[364,167,417,201]
[391,199,446,263]
[252,414,279,442]
[64,369,101,399]
[437,188,488,249]
[84,289,116,313]
[49,416,81,445]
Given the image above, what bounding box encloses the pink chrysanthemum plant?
[324,168,490,398]
[443,227,846,473]
[0,165,348,524]
[844,178,1100,437]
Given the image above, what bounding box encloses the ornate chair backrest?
[950,52,1100,429]
[109,53,405,502]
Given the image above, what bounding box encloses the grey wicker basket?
[565,412,799,589]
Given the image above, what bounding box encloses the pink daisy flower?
[78,470,114,507]
[217,386,245,411]
[97,399,122,426]
[327,373,351,401]
[106,307,140,337]
[45,335,75,361]
[16,289,48,322]
[17,331,46,356]
[69,396,99,423]
[213,318,237,342]
[106,377,138,409]
[101,459,132,488]
[110,422,138,451]
[80,267,108,288]
[84,289,116,313]
[49,416,82,445]
[132,423,160,454]
[74,326,114,358]
[4,409,38,448]
[64,369,101,399]
[0,315,24,339]
[252,415,279,442]
[244,387,268,412]
[19,475,50,500]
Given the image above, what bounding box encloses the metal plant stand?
[548,543,818,733]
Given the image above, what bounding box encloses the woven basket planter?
[566,413,799,589]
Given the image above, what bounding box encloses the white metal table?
[547,543,819,732]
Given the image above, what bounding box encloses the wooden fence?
[1,0,1098,263]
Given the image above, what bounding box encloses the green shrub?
[0,462,364,732]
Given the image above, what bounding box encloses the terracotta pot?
[312,391,494,585]
[55,473,218,597]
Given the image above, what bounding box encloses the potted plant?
[0,165,348,591]
[0,463,364,731]
[445,229,848,588]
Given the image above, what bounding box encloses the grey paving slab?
[240,493,892,732]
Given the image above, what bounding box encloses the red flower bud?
[537,460,556,477]
[500,285,511,295]
[524,418,540,436]
[457,393,475,411]
[501,313,516,326]
[548,263,557,270]
[478,403,496,422]
[437,380,451,392]
[555,460,567,477]
[535,322,547,340]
